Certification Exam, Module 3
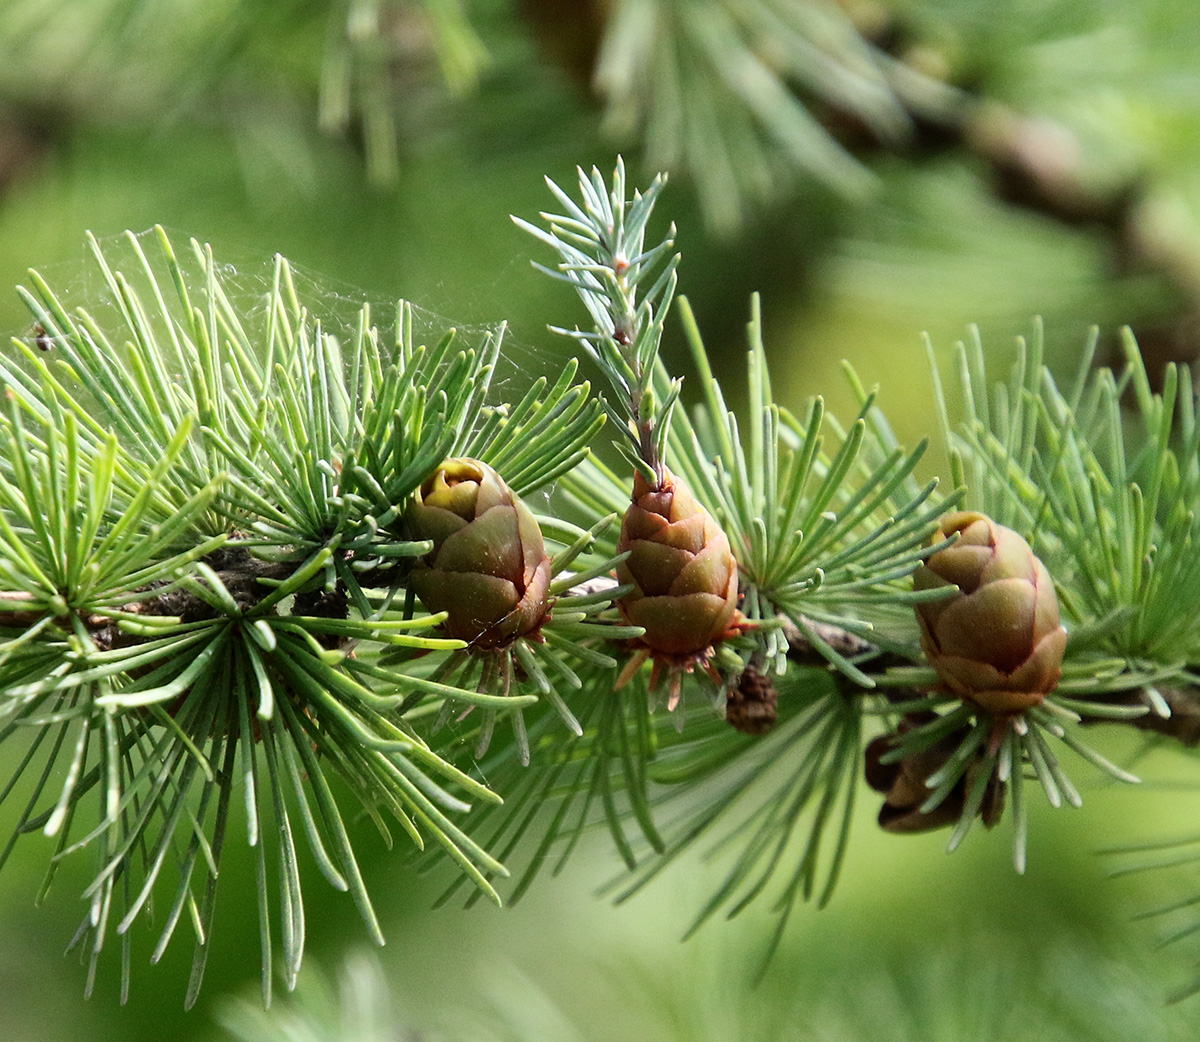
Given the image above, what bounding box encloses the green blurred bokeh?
[4,1,1200,1038]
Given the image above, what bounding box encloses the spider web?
[10,226,578,538]
[14,225,565,401]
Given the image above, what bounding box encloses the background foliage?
[5,0,1200,1038]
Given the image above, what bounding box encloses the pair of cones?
[407,460,746,692]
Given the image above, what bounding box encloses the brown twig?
[0,548,303,648]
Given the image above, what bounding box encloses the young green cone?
[615,468,745,701]
[913,511,1067,715]
[408,458,552,648]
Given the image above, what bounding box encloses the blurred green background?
[5,0,1200,1037]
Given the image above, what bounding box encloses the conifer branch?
[514,157,680,486]
[0,225,624,1004]
[5,161,1200,1005]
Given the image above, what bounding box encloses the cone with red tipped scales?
[615,467,749,703]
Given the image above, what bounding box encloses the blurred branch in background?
[319,0,488,184]
[219,951,420,1042]
[2,0,1200,379]
[216,926,1200,1042]
[525,0,1200,372]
